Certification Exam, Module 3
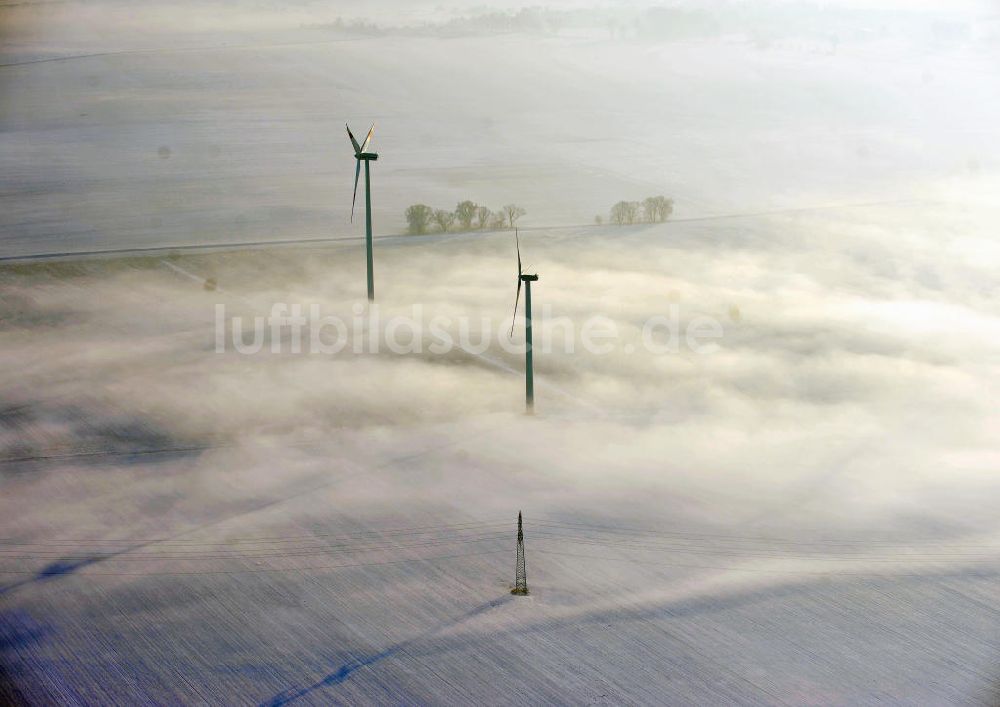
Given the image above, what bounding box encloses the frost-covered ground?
[2,1,1000,704]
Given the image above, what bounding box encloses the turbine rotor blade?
[510,230,523,338]
[516,230,522,277]
[346,123,362,155]
[510,277,522,339]
[360,123,375,153]
[351,159,361,222]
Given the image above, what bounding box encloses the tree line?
[405,202,526,235]
[598,195,674,226]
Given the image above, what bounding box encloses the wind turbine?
[346,123,378,302]
[509,230,539,414]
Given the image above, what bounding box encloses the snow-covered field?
[3,0,998,258]
[2,1,1000,704]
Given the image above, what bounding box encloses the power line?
[3,525,996,569]
[4,528,994,562]
[0,422,511,600]
[536,549,999,578]
[0,549,508,577]
[526,520,1000,550]
[0,197,941,264]
[2,542,991,580]
[5,519,996,558]
[0,442,231,465]
[0,532,511,561]
[0,519,510,546]
[0,36,372,69]
[525,531,1000,563]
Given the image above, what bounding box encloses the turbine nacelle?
[520,274,538,282]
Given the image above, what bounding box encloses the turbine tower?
[511,511,528,595]
[346,123,378,302]
[509,231,539,413]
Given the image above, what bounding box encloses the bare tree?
[610,202,626,225]
[643,197,659,223]
[433,209,455,232]
[658,196,674,221]
[503,203,526,228]
[404,204,434,235]
[643,195,674,222]
[455,200,478,230]
[490,212,508,230]
[610,200,640,225]
[594,214,603,225]
[476,205,492,229]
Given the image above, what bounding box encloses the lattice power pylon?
[511,511,529,595]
